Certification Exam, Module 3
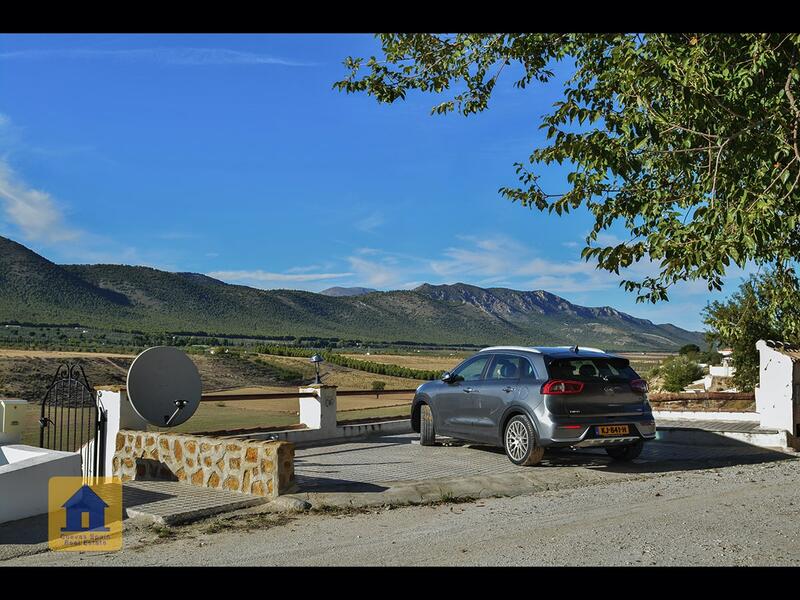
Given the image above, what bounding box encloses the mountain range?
[320,286,378,297]
[0,236,703,350]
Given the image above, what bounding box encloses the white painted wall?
[299,385,337,434]
[87,388,148,477]
[0,399,27,444]
[0,445,81,524]
[710,365,735,377]
[653,410,760,423]
[755,340,797,434]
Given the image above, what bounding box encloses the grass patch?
[151,524,176,539]
[200,512,293,535]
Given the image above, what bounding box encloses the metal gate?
[39,363,107,477]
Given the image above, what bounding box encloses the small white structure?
[0,399,26,444]
[0,445,81,524]
[1,398,86,524]
[299,384,337,433]
[710,348,736,378]
[755,340,800,439]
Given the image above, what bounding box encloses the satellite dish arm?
[164,400,188,427]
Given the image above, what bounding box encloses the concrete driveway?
[288,433,795,508]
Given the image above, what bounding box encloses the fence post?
[298,384,338,434]
[95,387,148,477]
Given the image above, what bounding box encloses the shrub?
[703,269,800,392]
[371,380,386,391]
[659,356,704,392]
[695,350,722,365]
[678,344,701,355]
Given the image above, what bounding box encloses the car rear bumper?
[571,435,643,448]
[535,410,657,448]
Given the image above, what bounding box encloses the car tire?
[504,414,544,466]
[605,440,645,461]
[420,404,436,446]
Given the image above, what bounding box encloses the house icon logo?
[61,485,110,532]
[48,477,122,552]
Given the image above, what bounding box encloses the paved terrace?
[654,417,774,433]
[287,431,796,507]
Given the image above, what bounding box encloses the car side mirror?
[441,371,453,383]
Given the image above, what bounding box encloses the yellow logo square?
[48,476,123,552]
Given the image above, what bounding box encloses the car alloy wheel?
[505,420,529,461]
[504,414,545,466]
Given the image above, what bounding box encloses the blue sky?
[0,34,752,331]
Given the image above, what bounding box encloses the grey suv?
[411,346,656,466]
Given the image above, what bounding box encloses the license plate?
[596,425,630,437]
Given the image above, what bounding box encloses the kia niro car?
[410,346,656,466]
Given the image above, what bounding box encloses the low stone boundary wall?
[653,409,760,422]
[113,430,294,499]
[650,392,755,402]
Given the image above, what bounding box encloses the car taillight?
[630,379,649,393]
[541,380,584,394]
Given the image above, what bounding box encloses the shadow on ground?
[0,513,49,546]
[0,485,177,550]
[449,438,794,475]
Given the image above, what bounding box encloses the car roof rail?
[554,345,605,354]
[479,346,542,353]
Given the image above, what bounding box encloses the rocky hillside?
[0,236,703,350]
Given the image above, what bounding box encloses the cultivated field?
[252,354,423,390]
[342,353,464,371]
[3,346,671,445]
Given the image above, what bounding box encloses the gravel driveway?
[5,446,799,566]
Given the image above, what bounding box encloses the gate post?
[299,384,337,435]
[96,387,149,477]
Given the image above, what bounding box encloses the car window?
[547,357,639,382]
[486,354,533,380]
[452,355,490,382]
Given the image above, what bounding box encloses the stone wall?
[113,430,294,499]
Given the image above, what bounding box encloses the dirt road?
[6,455,799,566]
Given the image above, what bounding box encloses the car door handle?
[463,387,474,393]
[502,387,515,393]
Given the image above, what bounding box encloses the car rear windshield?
[546,357,639,382]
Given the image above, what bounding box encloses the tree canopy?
[703,269,800,391]
[335,33,800,306]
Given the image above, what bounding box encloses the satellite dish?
[126,346,202,427]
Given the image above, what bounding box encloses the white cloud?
[354,212,384,233]
[0,160,82,244]
[347,256,404,288]
[593,231,626,246]
[155,231,199,240]
[285,264,324,274]
[429,234,618,292]
[0,48,316,67]
[207,269,354,286]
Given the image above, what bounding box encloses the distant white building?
[709,347,735,378]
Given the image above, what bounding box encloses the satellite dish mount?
[164,399,189,426]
